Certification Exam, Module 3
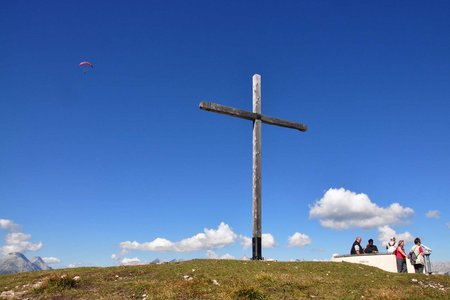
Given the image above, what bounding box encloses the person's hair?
[414,237,421,245]
[398,240,404,247]
[368,239,373,244]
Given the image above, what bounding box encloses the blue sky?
[1,0,449,268]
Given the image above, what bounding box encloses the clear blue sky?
[1,0,449,267]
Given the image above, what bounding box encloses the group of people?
[391,237,431,274]
[350,236,379,255]
[350,236,431,274]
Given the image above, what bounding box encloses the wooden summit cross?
[199,74,307,260]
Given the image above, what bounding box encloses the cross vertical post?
[199,74,307,260]
[252,74,262,260]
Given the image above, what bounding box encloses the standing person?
[350,236,363,254]
[411,237,425,273]
[421,243,433,274]
[364,239,379,253]
[386,237,396,253]
[394,240,408,273]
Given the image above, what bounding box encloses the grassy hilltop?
[0,259,449,299]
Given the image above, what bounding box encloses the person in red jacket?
[394,240,408,273]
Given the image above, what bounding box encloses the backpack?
[409,249,417,265]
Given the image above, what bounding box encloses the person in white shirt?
[386,237,396,253]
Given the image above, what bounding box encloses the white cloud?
[239,235,251,249]
[121,257,142,266]
[0,219,43,255]
[206,250,219,259]
[288,232,311,248]
[206,250,234,260]
[239,234,276,249]
[1,232,43,255]
[377,225,414,246]
[120,222,237,252]
[262,233,276,248]
[221,253,235,260]
[42,257,61,264]
[0,219,20,232]
[426,210,440,219]
[176,222,237,251]
[120,238,174,252]
[309,188,414,229]
[111,254,119,260]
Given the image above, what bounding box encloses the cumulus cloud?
[206,250,219,259]
[121,257,142,266]
[1,232,43,255]
[426,210,440,219]
[288,232,311,248]
[120,222,237,252]
[377,225,414,246]
[238,233,276,249]
[206,250,235,259]
[221,253,235,260]
[120,238,174,252]
[0,219,43,255]
[262,233,276,248]
[239,235,251,249]
[309,188,414,229]
[0,219,20,232]
[43,257,61,264]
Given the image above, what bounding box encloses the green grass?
[0,259,449,299]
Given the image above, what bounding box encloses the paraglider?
[79,61,93,68]
[79,61,93,73]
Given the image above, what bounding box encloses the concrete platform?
[330,253,423,273]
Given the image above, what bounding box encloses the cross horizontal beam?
[199,101,307,132]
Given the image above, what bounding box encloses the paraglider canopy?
[79,61,94,74]
[79,61,93,68]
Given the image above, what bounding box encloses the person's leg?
[396,258,403,273]
[401,260,407,273]
[418,264,424,274]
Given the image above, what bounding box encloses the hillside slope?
[0,259,449,299]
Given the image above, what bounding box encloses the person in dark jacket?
[350,236,363,254]
[364,239,379,253]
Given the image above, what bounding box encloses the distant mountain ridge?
[30,256,52,271]
[0,252,52,275]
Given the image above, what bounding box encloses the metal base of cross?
[252,237,263,260]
